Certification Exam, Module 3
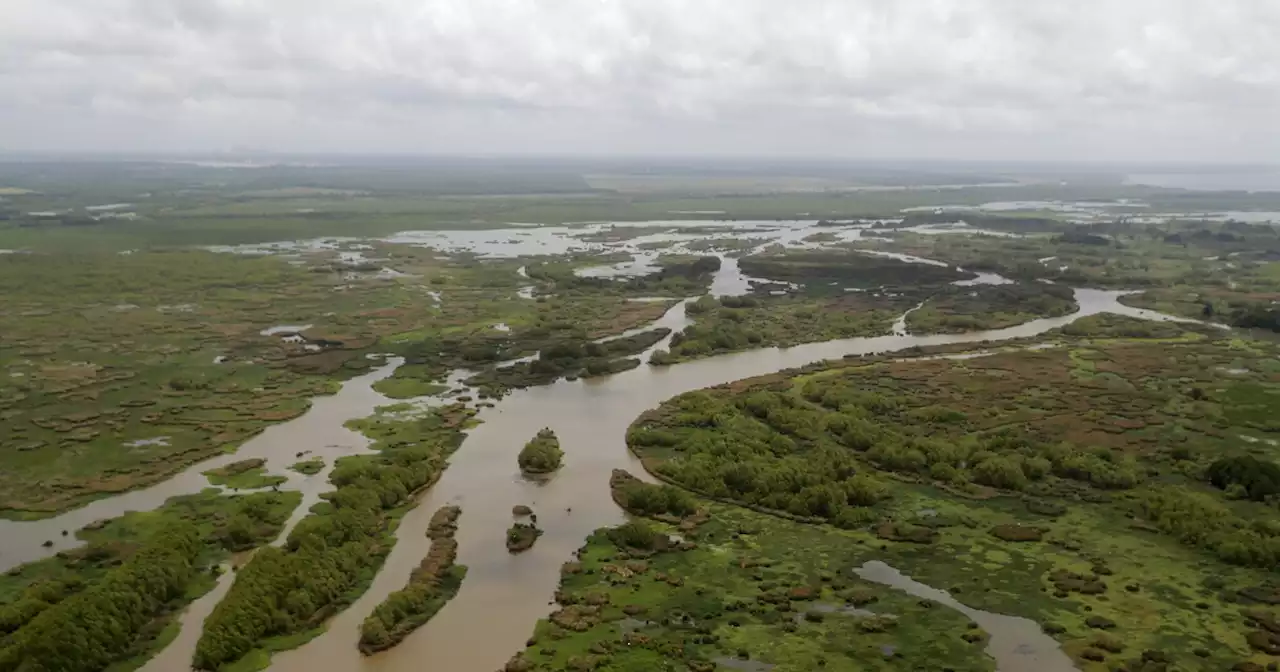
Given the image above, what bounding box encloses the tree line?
[0,522,203,672]
[193,438,456,669]
[358,506,465,654]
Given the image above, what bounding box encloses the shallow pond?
[261,324,313,336]
[855,561,1079,672]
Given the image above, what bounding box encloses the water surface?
[262,285,1176,672]
[0,224,1201,671]
[855,561,1078,672]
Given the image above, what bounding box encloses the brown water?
[1,244,1199,670]
[138,554,250,672]
[0,358,405,570]
[855,560,1079,672]
[258,287,1179,672]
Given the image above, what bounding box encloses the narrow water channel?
[262,286,1189,672]
[0,241,1202,672]
[0,358,404,570]
[854,561,1079,672]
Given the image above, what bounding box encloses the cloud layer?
[2,0,1278,159]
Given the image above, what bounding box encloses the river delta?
[1,164,1279,672]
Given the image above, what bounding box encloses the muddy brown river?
[258,288,1170,672]
[0,242,1197,671]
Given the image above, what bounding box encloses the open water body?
[1,220,1203,671]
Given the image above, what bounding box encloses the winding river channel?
[0,221,1201,672]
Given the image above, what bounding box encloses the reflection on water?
[261,324,313,336]
[575,252,662,279]
[955,271,1014,286]
[855,561,1078,672]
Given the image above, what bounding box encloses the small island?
[517,428,563,474]
[289,458,325,475]
[506,522,543,553]
[202,458,286,490]
[358,505,467,654]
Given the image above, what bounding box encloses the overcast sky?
[2,0,1278,161]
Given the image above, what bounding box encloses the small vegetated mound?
[1239,584,1280,605]
[990,524,1045,542]
[193,403,469,670]
[203,458,285,489]
[518,428,563,474]
[427,504,461,539]
[0,522,203,672]
[359,505,466,654]
[1048,567,1108,596]
[507,522,543,553]
[875,521,936,544]
[289,458,325,475]
[1024,498,1067,517]
[204,458,266,479]
[607,520,669,553]
[1085,615,1117,630]
[1207,455,1280,501]
[1246,629,1280,655]
[609,469,699,522]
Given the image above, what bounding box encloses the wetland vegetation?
[358,505,465,654]
[203,459,286,490]
[518,429,565,475]
[599,323,1280,671]
[0,488,298,672]
[191,403,473,670]
[5,160,1280,672]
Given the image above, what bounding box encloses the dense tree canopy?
[193,407,466,670]
[629,340,1280,570]
[0,522,202,672]
[1207,455,1280,501]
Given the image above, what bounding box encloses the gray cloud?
[1,0,1278,160]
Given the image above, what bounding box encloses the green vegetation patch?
[192,403,475,671]
[0,489,299,672]
[623,334,1280,669]
[372,377,450,400]
[359,505,466,654]
[906,283,1076,334]
[653,293,907,365]
[288,458,325,476]
[506,512,993,672]
[203,459,287,490]
[518,428,564,474]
